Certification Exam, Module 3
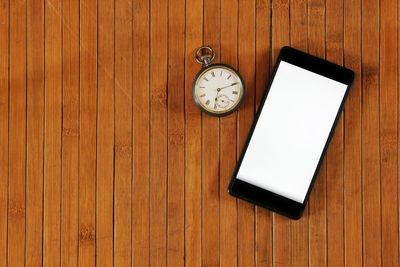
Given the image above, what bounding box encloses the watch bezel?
[192,63,245,117]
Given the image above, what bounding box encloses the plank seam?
[378,0,382,264]
[77,0,81,263]
[95,0,99,265]
[166,0,170,264]
[42,0,46,263]
[24,1,28,265]
[60,0,64,264]
[148,0,152,264]
[6,0,10,265]
[112,0,116,264]
[360,0,364,263]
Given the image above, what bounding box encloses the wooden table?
[0,0,398,266]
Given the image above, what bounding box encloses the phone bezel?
[228,46,354,219]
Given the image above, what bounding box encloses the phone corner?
[227,180,236,196]
[290,213,303,220]
[289,208,305,220]
[281,45,292,51]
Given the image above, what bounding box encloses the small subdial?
[216,94,231,109]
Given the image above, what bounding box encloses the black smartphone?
[228,47,354,219]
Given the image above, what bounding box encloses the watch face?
[193,64,244,116]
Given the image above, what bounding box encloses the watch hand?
[218,82,238,90]
[215,82,238,92]
[215,92,220,107]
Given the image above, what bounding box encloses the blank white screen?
[237,61,347,203]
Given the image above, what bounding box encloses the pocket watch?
[192,46,245,116]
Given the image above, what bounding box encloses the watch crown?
[195,46,215,67]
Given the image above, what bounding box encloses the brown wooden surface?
[1,0,399,266]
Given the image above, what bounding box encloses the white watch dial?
[194,66,244,114]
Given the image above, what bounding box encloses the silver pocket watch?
[192,46,245,116]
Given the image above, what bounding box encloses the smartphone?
[228,47,354,219]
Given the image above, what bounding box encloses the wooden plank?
[132,0,150,265]
[254,1,272,267]
[150,0,168,265]
[271,0,291,266]
[79,0,97,264]
[44,0,62,265]
[0,0,8,264]
[97,0,114,265]
[184,0,202,265]
[361,0,381,265]
[379,0,398,265]
[325,0,345,265]
[167,0,185,265]
[26,0,44,265]
[8,0,27,265]
[114,0,133,264]
[61,0,80,265]
[307,0,327,265]
[343,0,362,264]
[202,0,220,265]
[149,9,168,266]
[289,0,309,265]
[220,0,238,265]
[237,1,255,267]
[255,0,271,108]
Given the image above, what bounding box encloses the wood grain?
[8,0,27,265]
[97,0,114,265]
[380,0,398,266]
[79,0,97,265]
[220,0,239,265]
[167,0,185,266]
[44,0,62,265]
[2,0,400,265]
[114,0,132,264]
[61,0,80,266]
[26,0,45,264]
[343,0,363,264]
[326,0,344,265]
[0,0,8,265]
[133,0,150,265]
[185,0,202,266]
[202,0,220,266]
[362,0,381,265]
[150,0,168,266]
